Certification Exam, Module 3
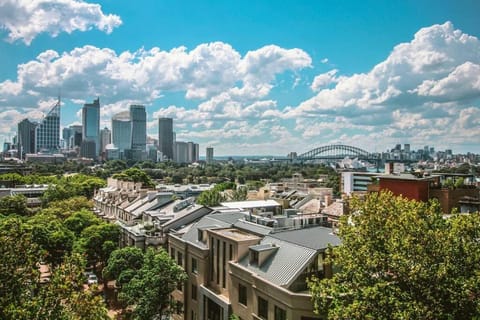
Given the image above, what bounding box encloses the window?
[274,306,286,320]
[170,247,175,260]
[258,296,268,319]
[238,283,247,306]
[191,257,198,274]
[191,284,197,301]
[250,250,259,265]
[229,244,233,260]
[177,252,183,267]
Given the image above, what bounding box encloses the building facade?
[82,98,100,158]
[36,100,60,153]
[112,111,132,153]
[168,213,339,320]
[130,105,146,150]
[17,118,37,158]
[206,146,214,164]
[158,118,174,160]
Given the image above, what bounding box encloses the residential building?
[158,118,174,160]
[341,172,379,195]
[81,98,100,158]
[36,99,61,153]
[168,211,340,320]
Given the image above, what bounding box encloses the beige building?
[168,211,340,320]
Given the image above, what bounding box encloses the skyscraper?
[82,98,100,158]
[17,118,37,158]
[158,118,173,160]
[100,127,111,156]
[206,146,214,164]
[130,105,146,150]
[36,99,60,153]
[112,111,131,152]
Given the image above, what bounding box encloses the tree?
[40,196,93,219]
[29,253,109,320]
[0,194,30,216]
[0,216,42,319]
[120,248,187,320]
[196,189,225,207]
[0,217,108,320]
[228,186,248,201]
[75,222,120,270]
[308,191,480,320]
[103,246,144,292]
[27,214,75,267]
[112,167,155,188]
[64,209,102,236]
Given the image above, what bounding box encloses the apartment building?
[168,211,340,320]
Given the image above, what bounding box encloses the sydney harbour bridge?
[295,144,380,162]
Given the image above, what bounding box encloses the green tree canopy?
[0,217,108,320]
[112,167,155,188]
[64,208,102,236]
[75,222,120,270]
[120,248,187,320]
[0,194,30,216]
[26,214,75,266]
[309,191,480,320]
[103,246,144,286]
[196,189,225,207]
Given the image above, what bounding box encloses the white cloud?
[0,0,122,45]
[311,69,339,91]
[290,22,480,118]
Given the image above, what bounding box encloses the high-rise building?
[187,142,199,163]
[70,125,83,148]
[112,111,131,152]
[174,141,188,163]
[404,144,410,154]
[130,105,146,150]
[100,127,111,156]
[206,146,214,164]
[17,118,37,158]
[82,98,100,158]
[62,128,71,149]
[36,99,61,153]
[158,118,173,160]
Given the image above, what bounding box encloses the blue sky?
[1,0,479,155]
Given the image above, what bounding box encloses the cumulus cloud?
[1,22,479,154]
[311,69,339,91]
[0,42,311,109]
[0,0,122,45]
[284,22,480,153]
[290,21,480,118]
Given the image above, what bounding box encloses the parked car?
[87,274,98,285]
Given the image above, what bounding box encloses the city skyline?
[1,1,479,156]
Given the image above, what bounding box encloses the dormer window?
[250,250,259,265]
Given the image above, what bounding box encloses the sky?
[0,0,479,156]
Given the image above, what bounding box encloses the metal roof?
[233,220,272,236]
[237,237,317,287]
[270,226,341,250]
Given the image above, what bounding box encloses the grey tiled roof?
[269,225,341,250]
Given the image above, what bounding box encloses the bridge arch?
[297,144,375,160]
